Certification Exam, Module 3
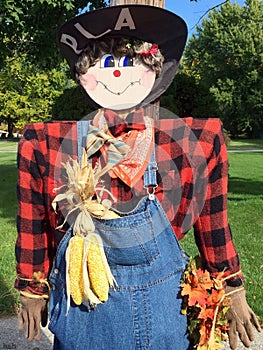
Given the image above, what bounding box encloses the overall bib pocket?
[94,209,160,267]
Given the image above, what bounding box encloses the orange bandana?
[92,109,154,187]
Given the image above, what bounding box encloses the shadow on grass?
[228,177,263,199]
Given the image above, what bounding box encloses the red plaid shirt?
[15,113,242,294]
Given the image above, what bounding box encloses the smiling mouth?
[96,80,141,95]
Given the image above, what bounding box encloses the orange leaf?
[190,288,208,307]
[199,320,212,345]
[207,289,225,307]
[181,283,192,296]
[198,306,215,321]
[195,269,214,291]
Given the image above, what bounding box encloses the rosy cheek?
[79,73,97,91]
[141,69,156,89]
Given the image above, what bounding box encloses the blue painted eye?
[119,56,134,67]
[100,54,115,68]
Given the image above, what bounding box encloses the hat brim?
[57,5,188,106]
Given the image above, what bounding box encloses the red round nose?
[113,70,121,77]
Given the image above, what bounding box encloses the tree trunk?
[7,116,13,138]
[110,0,165,119]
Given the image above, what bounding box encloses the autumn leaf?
[181,283,192,296]
[181,256,231,350]
[221,297,232,308]
[216,308,230,327]
[181,283,208,307]
[199,306,215,321]
[195,269,214,291]
[207,289,225,307]
[199,320,212,345]
[207,329,226,350]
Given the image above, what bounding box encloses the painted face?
[79,54,156,110]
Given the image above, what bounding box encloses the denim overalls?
[48,122,191,350]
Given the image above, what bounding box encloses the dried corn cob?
[82,241,102,308]
[66,235,84,306]
[87,234,115,302]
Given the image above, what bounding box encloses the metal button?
[54,268,59,274]
[148,193,155,201]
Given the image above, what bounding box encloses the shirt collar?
[103,108,146,137]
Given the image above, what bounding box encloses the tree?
[160,71,217,118]
[183,0,263,137]
[0,0,110,134]
[0,0,109,70]
[0,56,69,135]
[52,85,95,121]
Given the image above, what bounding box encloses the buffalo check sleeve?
[15,124,53,294]
[15,121,77,294]
[192,119,242,282]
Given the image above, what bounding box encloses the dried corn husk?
[53,148,119,312]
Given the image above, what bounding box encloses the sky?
[165,0,245,37]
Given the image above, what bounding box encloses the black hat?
[57,5,188,105]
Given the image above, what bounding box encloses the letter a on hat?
[114,8,136,30]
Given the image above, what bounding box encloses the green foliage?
[161,71,218,118]
[52,85,96,120]
[0,0,110,131]
[52,85,95,120]
[0,56,70,132]
[183,0,263,137]
[0,0,109,69]
[88,0,109,11]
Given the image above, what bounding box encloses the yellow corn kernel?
[87,236,109,302]
[68,236,84,305]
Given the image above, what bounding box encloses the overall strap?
[143,146,158,196]
[77,120,91,162]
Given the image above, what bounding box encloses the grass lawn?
[0,139,262,322]
[227,152,263,319]
[227,138,263,150]
[0,141,19,316]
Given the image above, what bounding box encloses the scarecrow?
[15,5,261,350]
